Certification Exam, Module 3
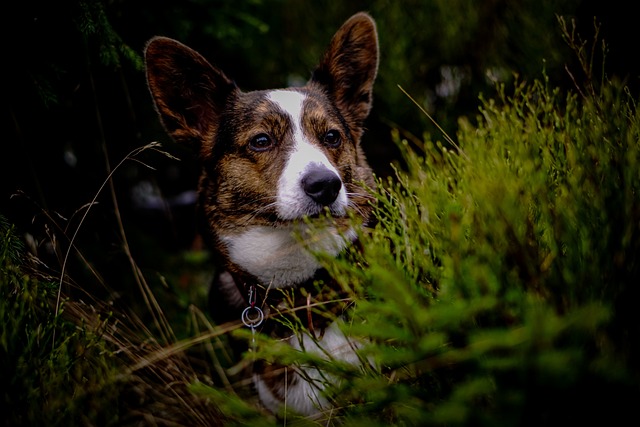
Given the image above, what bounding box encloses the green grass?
[2,21,639,426]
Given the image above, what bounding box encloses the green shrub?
[213,39,640,426]
[334,72,639,424]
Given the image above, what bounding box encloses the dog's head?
[145,13,378,287]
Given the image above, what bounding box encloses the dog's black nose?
[302,167,342,206]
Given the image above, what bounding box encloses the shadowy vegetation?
[2,1,639,426]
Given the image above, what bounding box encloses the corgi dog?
[144,12,378,418]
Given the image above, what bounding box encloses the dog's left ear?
[311,12,379,136]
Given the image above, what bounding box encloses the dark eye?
[323,130,341,148]
[249,133,273,152]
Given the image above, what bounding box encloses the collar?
[232,267,353,340]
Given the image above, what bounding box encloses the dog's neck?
[208,222,365,330]
[220,223,356,289]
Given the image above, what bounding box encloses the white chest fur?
[221,224,355,288]
[254,320,366,416]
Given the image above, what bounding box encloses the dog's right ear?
[310,13,379,142]
[144,37,237,151]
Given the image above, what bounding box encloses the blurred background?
[2,0,637,315]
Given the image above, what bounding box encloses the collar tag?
[241,284,264,352]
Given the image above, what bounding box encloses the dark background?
[2,0,637,311]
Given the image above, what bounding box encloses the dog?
[144,12,378,418]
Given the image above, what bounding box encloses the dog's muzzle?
[301,165,342,206]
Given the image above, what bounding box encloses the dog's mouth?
[275,205,346,226]
[304,207,345,221]
[306,210,332,220]
[281,198,348,222]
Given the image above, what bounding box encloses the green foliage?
[364,0,582,133]
[239,51,640,425]
[0,213,225,426]
[75,0,143,70]
[0,216,123,426]
[372,71,636,426]
[190,380,276,427]
[0,216,25,266]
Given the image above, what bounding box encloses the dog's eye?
[249,133,273,152]
[323,130,341,148]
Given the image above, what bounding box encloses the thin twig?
[397,84,469,161]
[53,142,168,348]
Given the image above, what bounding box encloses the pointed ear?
[144,37,237,150]
[310,13,379,134]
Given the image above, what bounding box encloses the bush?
[330,72,639,425]
[212,25,640,425]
